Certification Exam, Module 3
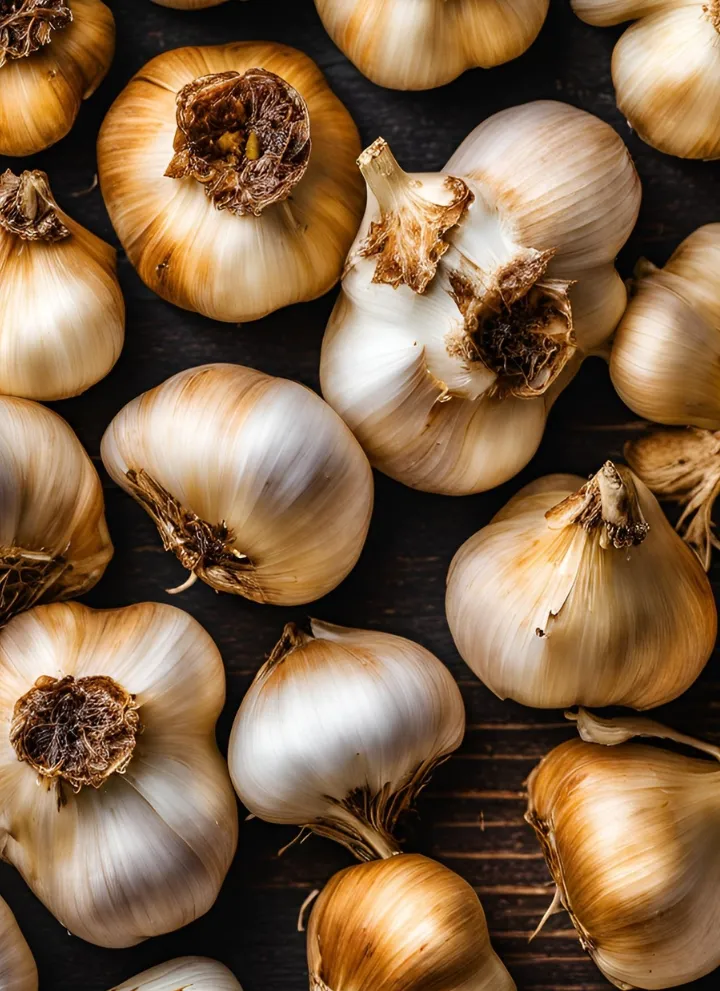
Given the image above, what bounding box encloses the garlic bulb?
[321,102,641,494]
[314,0,549,90]
[0,0,114,157]
[0,396,113,627]
[307,854,516,991]
[229,620,464,860]
[98,43,365,323]
[445,461,716,709]
[573,0,720,159]
[101,364,373,605]
[0,170,124,400]
[527,708,720,989]
[0,600,238,947]
[0,897,36,991]
[112,959,241,991]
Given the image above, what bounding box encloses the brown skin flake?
[165,68,311,217]
[0,169,70,241]
[0,0,71,69]
[705,1,720,33]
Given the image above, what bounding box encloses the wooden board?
[1,1,719,989]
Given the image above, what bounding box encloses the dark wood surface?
[2,1,720,989]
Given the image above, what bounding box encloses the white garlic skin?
[111,959,241,991]
[0,897,36,991]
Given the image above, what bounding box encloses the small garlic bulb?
[0,0,115,157]
[101,364,373,605]
[0,600,238,947]
[112,959,241,991]
[321,102,640,494]
[527,708,720,990]
[0,170,124,400]
[573,0,720,159]
[307,854,516,991]
[0,897,36,991]
[98,43,365,323]
[229,620,464,860]
[0,396,113,627]
[446,462,716,709]
[314,0,549,90]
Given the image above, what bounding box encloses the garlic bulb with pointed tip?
[445,461,716,708]
[307,854,516,991]
[229,620,464,860]
[0,0,115,156]
[527,708,720,989]
[573,0,720,159]
[0,897,36,991]
[321,102,641,494]
[112,959,242,991]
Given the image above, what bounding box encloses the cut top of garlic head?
[446,462,716,709]
[321,101,641,495]
[98,42,365,323]
[0,897,36,991]
[229,620,465,860]
[112,959,242,991]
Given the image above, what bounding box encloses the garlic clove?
[110,959,242,991]
[0,896,36,991]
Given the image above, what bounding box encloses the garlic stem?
[568,707,720,762]
[0,0,72,69]
[0,169,70,241]
[320,805,401,860]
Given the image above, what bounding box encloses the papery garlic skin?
[308,854,516,991]
[0,170,124,400]
[321,102,640,495]
[0,397,113,626]
[0,601,238,948]
[229,620,464,860]
[573,0,720,159]
[446,462,716,709]
[111,959,241,991]
[314,0,549,90]
[101,364,373,606]
[0,0,115,157]
[98,43,365,323]
[0,897,36,991]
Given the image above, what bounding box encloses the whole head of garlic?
[0,170,124,400]
[101,364,373,606]
[314,0,549,90]
[0,0,114,157]
[321,102,641,495]
[573,0,720,159]
[98,43,365,323]
[112,959,241,991]
[446,461,716,709]
[308,854,515,991]
[0,396,113,627]
[0,897,36,991]
[0,600,238,947]
[229,620,464,860]
[527,708,720,989]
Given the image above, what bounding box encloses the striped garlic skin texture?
[321,102,640,495]
[0,601,238,948]
[0,897,37,991]
[314,0,549,90]
[445,469,716,709]
[111,959,241,991]
[573,0,720,159]
[0,0,115,157]
[307,854,516,991]
[97,43,365,323]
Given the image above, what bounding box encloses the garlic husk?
[308,853,516,991]
[445,461,716,708]
[321,102,640,495]
[111,959,241,991]
[229,620,464,860]
[0,600,238,947]
[527,708,720,989]
[97,42,365,323]
[0,169,124,400]
[101,364,373,606]
[0,897,36,991]
[0,396,113,626]
[313,0,549,90]
[0,0,115,157]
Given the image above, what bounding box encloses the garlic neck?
[0,547,70,626]
[261,622,313,677]
[11,674,141,804]
[0,0,71,69]
[0,169,70,242]
[165,68,311,217]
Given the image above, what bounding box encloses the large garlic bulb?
[0,0,115,157]
[321,102,641,495]
[0,600,238,947]
[229,620,464,860]
[527,708,720,989]
[307,854,515,991]
[445,462,716,709]
[113,959,241,991]
[573,0,720,159]
[98,43,365,323]
[0,397,113,627]
[0,898,36,991]
[101,364,373,605]
[314,0,549,90]
[0,169,124,400]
